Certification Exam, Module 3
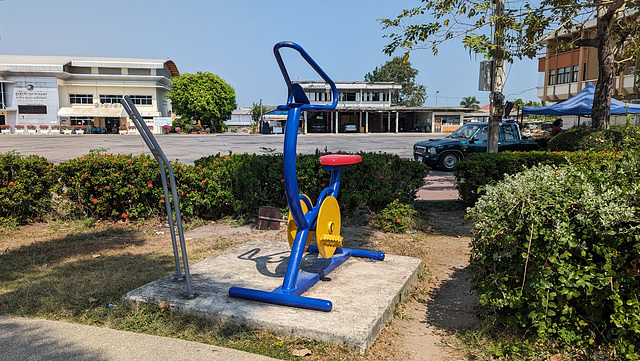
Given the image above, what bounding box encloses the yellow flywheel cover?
[287,194,314,250]
[316,196,343,258]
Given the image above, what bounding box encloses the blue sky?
[0,0,540,107]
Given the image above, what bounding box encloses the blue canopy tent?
[522,83,640,116]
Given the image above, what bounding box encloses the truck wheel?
[438,153,459,171]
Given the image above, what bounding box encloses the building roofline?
[0,55,179,76]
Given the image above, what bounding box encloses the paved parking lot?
[0,133,444,164]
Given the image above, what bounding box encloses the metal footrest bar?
[121,95,195,299]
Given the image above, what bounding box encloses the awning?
[57,107,127,118]
[523,83,640,116]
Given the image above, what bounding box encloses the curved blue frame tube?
[229,287,332,312]
[228,41,385,312]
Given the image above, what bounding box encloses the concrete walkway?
[416,170,459,201]
[0,316,279,361]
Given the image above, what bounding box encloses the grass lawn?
[1,202,477,360]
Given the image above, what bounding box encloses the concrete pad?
[124,240,422,352]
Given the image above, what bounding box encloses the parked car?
[413,122,544,171]
[342,123,357,132]
[308,124,326,133]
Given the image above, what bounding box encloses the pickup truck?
[413,122,543,171]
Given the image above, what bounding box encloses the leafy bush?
[371,200,416,233]
[548,125,623,152]
[195,151,428,217]
[54,153,166,220]
[548,123,640,153]
[0,152,55,225]
[468,163,640,356]
[454,151,621,206]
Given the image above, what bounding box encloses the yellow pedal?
[319,234,343,248]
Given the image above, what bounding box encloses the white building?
[297,81,467,133]
[0,55,178,133]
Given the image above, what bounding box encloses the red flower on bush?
[121,213,128,218]
[396,219,401,223]
[91,198,99,204]
[104,185,110,190]
[8,181,15,186]
[147,182,153,187]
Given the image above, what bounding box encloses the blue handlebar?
[273,41,338,111]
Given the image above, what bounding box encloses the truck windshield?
[448,124,484,139]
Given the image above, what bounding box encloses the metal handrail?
[120,95,194,298]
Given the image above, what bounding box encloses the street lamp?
[435,91,439,107]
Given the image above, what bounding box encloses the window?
[98,67,122,75]
[128,68,151,76]
[548,69,555,85]
[383,92,389,102]
[18,105,47,114]
[572,65,579,82]
[371,92,380,101]
[129,95,152,105]
[100,95,123,104]
[70,94,93,104]
[339,91,356,102]
[557,66,571,84]
[501,125,516,142]
[70,117,92,126]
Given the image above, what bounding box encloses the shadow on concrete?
[0,318,107,361]
[235,248,339,279]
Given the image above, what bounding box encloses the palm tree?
[460,96,481,110]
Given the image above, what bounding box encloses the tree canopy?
[380,0,640,129]
[169,71,237,132]
[460,96,481,110]
[250,101,270,123]
[364,56,427,107]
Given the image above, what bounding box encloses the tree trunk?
[592,4,617,129]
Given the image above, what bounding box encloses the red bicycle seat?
[319,154,362,166]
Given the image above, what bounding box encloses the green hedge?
[0,152,55,225]
[548,123,640,152]
[0,151,427,223]
[195,151,428,216]
[454,151,622,206]
[468,159,640,356]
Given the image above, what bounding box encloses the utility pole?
[489,0,505,153]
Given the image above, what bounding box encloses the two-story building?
[293,81,468,133]
[536,15,639,124]
[0,55,177,133]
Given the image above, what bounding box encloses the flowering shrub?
[15,125,24,129]
[128,126,136,130]
[468,161,640,357]
[74,125,85,130]
[0,125,10,130]
[0,151,55,225]
[26,124,37,130]
[39,125,49,130]
[118,125,127,131]
[9,150,428,224]
[54,153,166,220]
[162,125,171,133]
[371,199,416,233]
[51,125,60,130]
[174,127,181,133]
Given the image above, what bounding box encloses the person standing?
[551,118,563,137]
